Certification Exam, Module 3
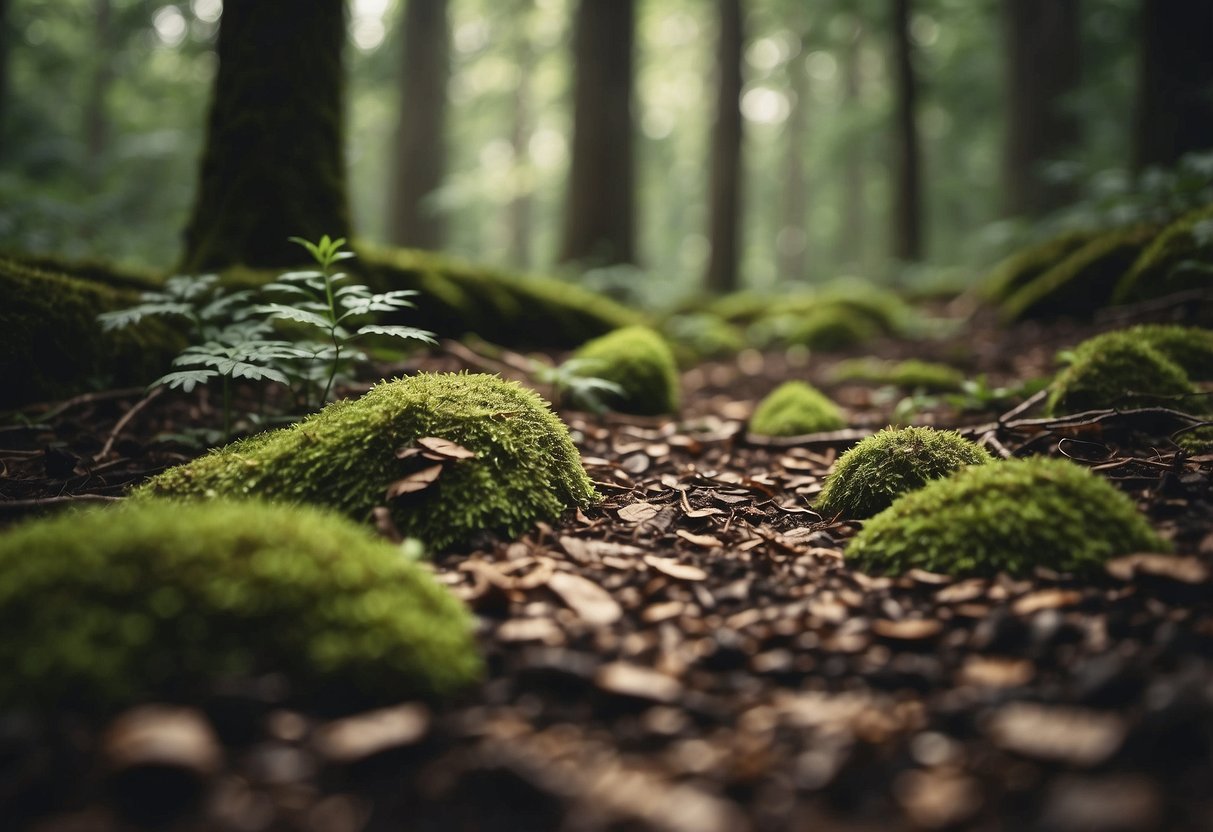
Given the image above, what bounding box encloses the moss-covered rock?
[1177,425,1213,455]
[749,381,846,437]
[1073,325,1213,381]
[816,427,992,519]
[358,244,641,348]
[1046,334,1200,415]
[0,257,183,409]
[847,457,1167,576]
[1000,225,1159,322]
[0,500,480,712]
[138,373,597,550]
[1114,204,1213,303]
[829,358,966,392]
[982,229,1100,302]
[570,326,680,415]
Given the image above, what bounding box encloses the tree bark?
[83,0,113,185]
[388,0,450,249]
[507,0,535,269]
[779,39,809,284]
[839,23,865,268]
[182,0,350,272]
[1133,0,1213,171]
[1001,0,1080,217]
[890,0,922,262]
[704,0,744,293]
[559,0,635,266]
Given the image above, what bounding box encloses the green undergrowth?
[749,381,845,437]
[817,427,992,519]
[982,230,1101,302]
[0,499,480,713]
[138,373,598,551]
[661,313,746,365]
[1115,204,1213,303]
[570,326,680,415]
[847,457,1167,576]
[829,358,965,392]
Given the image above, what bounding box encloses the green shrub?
[847,457,1167,576]
[982,229,1100,302]
[138,373,598,550]
[816,427,992,519]
[0,500,480,712]
[570,326,680,415]
[1001,224,1159,322]
[1046,334,1199,415]
[1114,203,1213,303]
[829,358,965,392]
[0,257,183,408]
[749,381,846,437]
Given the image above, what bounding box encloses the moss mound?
[847,457,1167,576]
[1115,204,1213,303]
[749,381,846,437]
[0,257,182,408]
[982,229,1100,302]
[0,500,480,712]
[1046,333,1200,415]
[817,427,993,519]
[1073,325,1213,381]
[570,326,680,415]
[138,373,598,550]
[358,244,641,348]
[662,313,747,364]
[1000,225,1159,322]
[829,358,965,392]
[1177,425,1213,455]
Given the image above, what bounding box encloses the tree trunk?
[83,0,113,186]
[779,39,809,284]
[182,0,350,272]
[559,0,635,266]
[890,0,922,262]
[388,0,450,249]
[507,0,535,269]
[1133,1,1213,171]
[840,23,865,268]
[1002,0,1080,217]
[0,0,10,147]
[704,0,744,294]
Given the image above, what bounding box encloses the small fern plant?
[529,357,624,414]
[257,235,436,407]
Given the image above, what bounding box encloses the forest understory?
[3,295,1211,832]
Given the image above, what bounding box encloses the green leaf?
[153,369,218,393]
[256,304,334,331]
[355,325,438,345]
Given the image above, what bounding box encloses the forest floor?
[2,300,1212,832]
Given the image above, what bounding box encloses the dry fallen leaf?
[415,436,478,460]
[312,704,430,765]
[595,662,683,703]
[675,530,723,549]
[1106,553,1210,584]
[617,502,662,523]
[987,703,1126,766]
[644,555,709,581]
[1012,589,1083,616]
[385,464,444,499]
[548,571,623,626]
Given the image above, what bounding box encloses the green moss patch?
[1115,204,1213,303]
[0,500,480,712]
[817,427,992,519]
[749,381,845,437]
[829,358,965,392]
[1074,325,1213,381]
[662,313,746,364]
[982,229,1100,302]
[847,457,1167,576]
[571,326,680,415]
[1046,332,1201,415]
[138,373,598,551]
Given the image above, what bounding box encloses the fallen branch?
[96,386,164,461]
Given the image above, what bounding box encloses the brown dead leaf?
[872,619,942,640]
[415,436,477,460]
[385,464,443,499]
[675,529,723,549]
[1106,553,1210,584]
[312,704,430,765]
[987,703,1126,766]
[617,502,661,523]
[644,555,709,581]
[1012,589,1083,616]
[595,662,683,703]
[548,571,623,626]
[958,656,1034,688]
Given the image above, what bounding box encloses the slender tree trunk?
[507,0,535,269]
[704,0,744,293]
[559,0,635,266]
[182,0,350,272]
[83,0,113,186]
[0,0,10,148]
[1133,1,1213,172]
[779,40,809,283]
[1002,0,1080,217]
[890,0,922,262]
[840,24,865,267]
[389,0,450,249]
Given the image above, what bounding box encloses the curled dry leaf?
[644,555,709,581]
[675,530,723,549]
[385,464,444,499]
[415,436,478,460]
[548,570,623,626]
[617,502,661,523]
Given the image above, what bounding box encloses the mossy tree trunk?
[1132,1,1213,172]
[388,0,450,250]
[559,0,635,267]
[1001,0,1080,217]
[890,0,922,263]
[704,0,744,294]
[182,0,350,272]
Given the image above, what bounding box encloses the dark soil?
[2,302,1212,832]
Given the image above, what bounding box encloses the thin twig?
[96,387,164,461]
[442,339,531,381]
[997,387,1049,425]
[24,386,146,420]
[0,494,124,511]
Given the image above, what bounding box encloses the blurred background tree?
[0,0,1197,303]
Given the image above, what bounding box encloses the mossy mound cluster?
[1000,224,1159,322]
[570,326,680,415]
[661,313,747,364]
[847,457,1167,576]
[817,427,992,519]
[771,305,880,350]
[1046,327,1210,415]
[829,358,965,392]
[1177,425,1213,455]
[1115,204,1213,303]
[0,500,480,712]
[0,257,182,408]
[358,244,641,348]
[983,230,1100,302]
[139,373,598,551]
[749,381,846,437]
